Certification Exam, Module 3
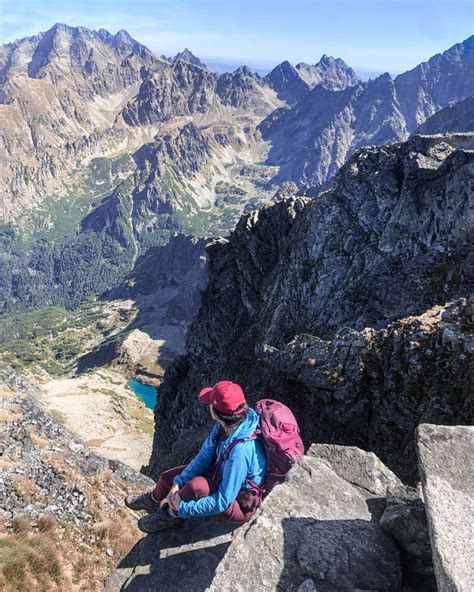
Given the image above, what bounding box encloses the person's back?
[125,381,268,532]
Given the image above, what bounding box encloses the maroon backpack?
[221,399,305,492]
[254,399,305,490]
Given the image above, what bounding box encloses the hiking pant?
[152,464,257,522]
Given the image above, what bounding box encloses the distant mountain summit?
[266,54,360,103]
[298,54,360,90]
[173,48,208,69]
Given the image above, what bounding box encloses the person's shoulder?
[229,437,258,459]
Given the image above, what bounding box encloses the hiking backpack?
[220,399,305,492]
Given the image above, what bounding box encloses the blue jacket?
[174,408,267,518]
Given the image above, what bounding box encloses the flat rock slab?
[103,517,241,591]
[417,424,474,592]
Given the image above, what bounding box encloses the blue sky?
[0,0,472,74]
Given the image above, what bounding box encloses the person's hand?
[162,483,180,507]
[169,492,181,516]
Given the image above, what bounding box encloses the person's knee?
[181,476,211,501]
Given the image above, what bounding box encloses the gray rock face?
[297,520,400,591]
[312,443,402,496]
[417,424,474,592]
[104,518,239,592]
[148,134,473,484]
[208,445,401,592]
[395,36,474,130]
[380,486,436,590]
[122,62,218,126]
[266,61,312,104]
[105,445,404,591]
[416,97,474,134]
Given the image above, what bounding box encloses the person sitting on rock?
[125,381,267,533]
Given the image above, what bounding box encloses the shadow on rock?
[276,516,402,592]
[105,517,241,592]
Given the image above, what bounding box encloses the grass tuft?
[0,533,63,592]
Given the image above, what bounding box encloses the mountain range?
[0,24,473,316]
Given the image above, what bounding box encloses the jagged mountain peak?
[317,53,335,64]
[0,22,160,89]
[266,61,310,104]
[173,48,207,69]
[393,34,474,128]
[114,28,134,42]
[230,64,255,76]
[312,53,360,88]
[273,60,296,72]
[267,53,360,103]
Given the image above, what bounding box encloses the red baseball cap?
[198,381,247,415]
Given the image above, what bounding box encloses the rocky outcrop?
[417,424,474,591]
[121,62,218,126]
[148,134,473,483]
[380,485,436,589]
[106,444,411,591]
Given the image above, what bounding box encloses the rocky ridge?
[1,27,473,320]
[148,133,473,484]
[0,23,282,233]
[260,36,474,187]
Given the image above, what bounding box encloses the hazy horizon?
[0,0,472,76]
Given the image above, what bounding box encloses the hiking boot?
[125,491,161,514]
[137,506,184,534]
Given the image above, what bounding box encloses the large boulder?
[312,443,402,496]
[209,444,402,592]
[417,424,474,592]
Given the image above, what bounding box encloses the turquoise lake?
[128,378,158,410]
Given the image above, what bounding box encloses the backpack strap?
[219,433,258,461]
